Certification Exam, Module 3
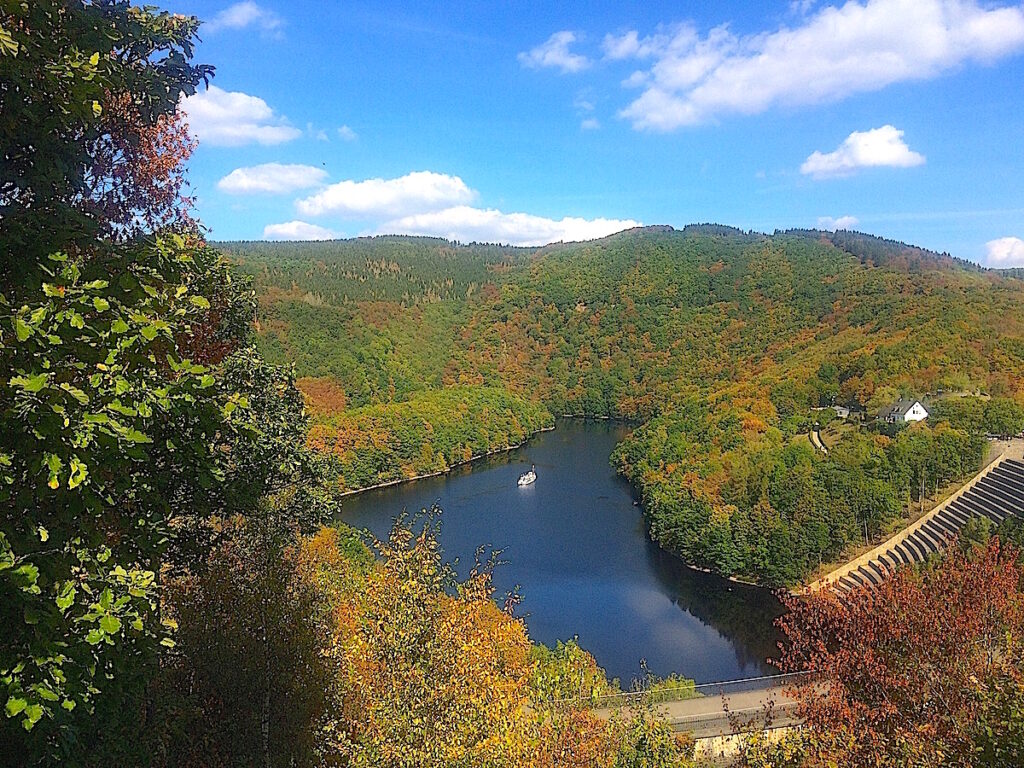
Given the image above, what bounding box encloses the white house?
[882,398,929,424]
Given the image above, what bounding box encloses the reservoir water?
[340,419,784,685]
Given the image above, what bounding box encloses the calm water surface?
[340,419,784,684]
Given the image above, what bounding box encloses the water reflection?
[340,419,784,684]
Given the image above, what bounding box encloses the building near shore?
[881,398,929,424]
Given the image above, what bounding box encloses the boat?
[517,464,537,487]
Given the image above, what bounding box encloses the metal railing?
[545,670,813,710]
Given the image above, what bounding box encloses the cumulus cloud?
[518,31,591,73]
[614,0,1024,130]
[818,215,860,230]
[204,2,282,35]
[180,85,300,146]
[985,236,1024,267]
[295,171,476,218]
[263,221,338,241]
[375,206,640,247]
[801,125,925,178]
[217,163,327,195]
[337,125,358,141]
[580,118,601,130]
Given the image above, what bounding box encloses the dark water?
[340,419,784,684]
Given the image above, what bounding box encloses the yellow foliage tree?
[298,514,534,768]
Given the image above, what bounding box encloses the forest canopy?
[230,227,1024,585]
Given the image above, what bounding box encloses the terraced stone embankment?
[810,456,1024,594]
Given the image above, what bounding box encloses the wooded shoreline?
[337,425,557,497]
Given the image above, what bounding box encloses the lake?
[340,418,784,685]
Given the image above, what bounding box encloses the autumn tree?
[0,1,211,288]
[778,540,1024,767]
[309,511,535,768]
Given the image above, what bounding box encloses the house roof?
[885,398,928,417]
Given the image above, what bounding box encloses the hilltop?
[227,226,1024,584]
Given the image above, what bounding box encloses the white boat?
[517,464,537,487]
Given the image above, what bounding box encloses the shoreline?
[337,424,556,498]
[337,416,769,595]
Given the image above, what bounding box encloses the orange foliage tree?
[82,91,197,241]
[778,540,1024,767]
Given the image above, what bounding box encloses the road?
[595,684,800,739]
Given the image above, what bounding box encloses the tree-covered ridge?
[221,236,535,306]
[246,228,1024,586]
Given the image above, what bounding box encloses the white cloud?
[204,2,282,34]
[985,236,1024,267]
[337,125,358,141]
[263,221,338,241]
[306,123,329,142]
[295,171,476,218]
[818,215,860,230]
[602,29,675,61]
[180,85,300,146]
[580,118,601,130]
[217,163,327,195]
[375,206,640,247]
[801,125,925,178]
[518,31,591,73]
[616,0,1024,130]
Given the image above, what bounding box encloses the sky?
[173,0,1024,266]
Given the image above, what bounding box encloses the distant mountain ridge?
[216,222,997,275]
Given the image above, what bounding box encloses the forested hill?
[228,227,1024,585]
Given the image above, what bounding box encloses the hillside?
[228,227,1024,584]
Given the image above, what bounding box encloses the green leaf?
[60,383,89,404]
[37,526,48,543]
[189,295,211,309]
[99,615,121,635]
[92,297,110,312]
[22,704,43,729]
[67,458,88,490]
[124,430,153,444]
[140,324,159,341]
[56,583,76,612]
[85,630,103,645]
[110,318,129,334]
[5,697,27,717]
[35,687,58,703]
[14,317,31,341]
[12,564,39,590]
[11,374,47,393]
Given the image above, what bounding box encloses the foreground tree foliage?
[1,0,210,285]
[778,540,1024,767]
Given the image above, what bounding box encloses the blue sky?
[175,0,1024,266]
